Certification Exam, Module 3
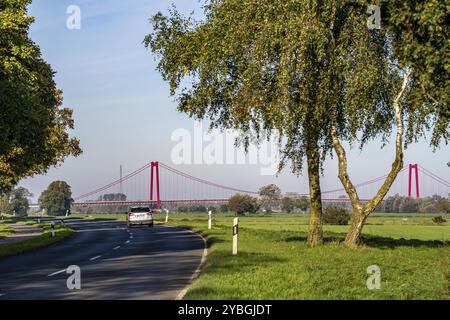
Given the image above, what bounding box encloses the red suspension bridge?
[72,162,449,210]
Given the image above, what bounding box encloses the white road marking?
[130,236,133,239]
[89,255,102,261]
[48,269,66,277]
[0,294,5,297]
[113,246,121,250]
[125,240,130,244]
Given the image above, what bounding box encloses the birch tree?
[145,0,396,246]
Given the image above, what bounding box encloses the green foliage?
[0,0,81,194]
[281,197,296,213]
[98,193,127,201]
[228,194,259,215]
[208,206,218,213]
[0,222,74,258]
[220,204,229,213]
[177,205,189,212]
[145,1,395,173]
[8,186,32,216]
[295,196,309,212]
[377,194,449,213]
[432,216,447,225]
[177,204,208,212]
[435,198,450,214]
[258,184,281,212]
[323,206,351,225]
[382,0,449,147]
[38,181,73,215]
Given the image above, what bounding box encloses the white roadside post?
[165,209,169,223]
[232,217,239,255]
[50,221,55,238]
[208,211,212,230]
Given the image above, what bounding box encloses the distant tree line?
[98,193,127,201]
[376,194,449,214]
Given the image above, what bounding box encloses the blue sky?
[21,0,449,201]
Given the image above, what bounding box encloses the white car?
[127,206,154,228]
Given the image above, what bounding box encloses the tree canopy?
[146,0,397,246]
[0,0,81,194]
[329,0,449,246]
[258,184,281,212]
[2,186,32,216]
[39,181,73,215]
[228,194,259,215]
[382,0,449,147]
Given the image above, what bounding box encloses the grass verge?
[154,213,449,300]
[0,222,75,259]
[0,224,15,239]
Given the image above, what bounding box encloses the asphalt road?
[0,218,205,300]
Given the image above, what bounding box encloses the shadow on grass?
[284,234,447,249]
[362,236,447,249]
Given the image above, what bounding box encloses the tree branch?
[364,70,412,213]
[330,123,363,211]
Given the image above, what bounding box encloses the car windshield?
[130,207,150,213]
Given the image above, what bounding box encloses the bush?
[220,204,229,213]
[208,206,218,213]
[191,205,207,212]
[323,206,351,225]
[228,194,259,215]
[177,205,189,212]
[432,216,447,225]
[281,197,296,213]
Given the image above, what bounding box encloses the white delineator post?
[50,222,55,238]
[165,209,169,223]
[232,217,239,255]
[208,211,212,230]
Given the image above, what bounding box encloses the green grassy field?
[0,224,15,238]
[0,221,74,258]
[68,212,449,299]
[167,213,449,300]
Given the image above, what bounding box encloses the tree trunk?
[306,143,323,247]
[330,70,411,247]
[345,209,367,247]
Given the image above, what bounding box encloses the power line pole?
[120,165,123,195]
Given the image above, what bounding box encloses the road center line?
[113,246,121,250]
[48,269,66,277]
[89,255,102,261]
[125,240,130,244]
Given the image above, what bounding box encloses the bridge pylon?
[408,164,420,198]
[150,161,161,209]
